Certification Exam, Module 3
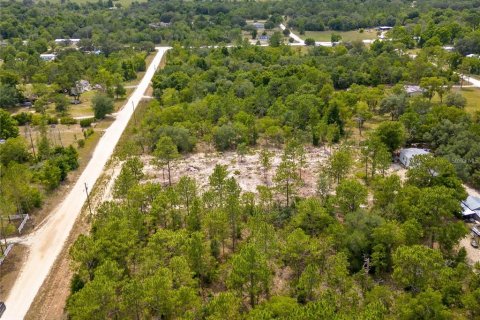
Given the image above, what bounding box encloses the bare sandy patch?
[141,146,331,197]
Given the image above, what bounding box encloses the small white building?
[55,38,81,45]
[377,26,393,31]
[405,85,424,96]
[253,22,265,29]
[399,148,430,167]
[442,46,455,52]
[40,53,57,61]
[466,54,479,59]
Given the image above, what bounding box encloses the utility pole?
[84,183,93,218]
[132,101,137,126]
[57,127,64,148]
[26,123,36,159]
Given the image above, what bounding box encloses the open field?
[302,29,378,42]
[455,87,480,115]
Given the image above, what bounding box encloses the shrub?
[79,118,95,128]
[12,112,33,125]
[83,128,94,138]
[77,139,85,148]
[60,117,77,125]
[92,93,114,119]
[47,116,59,125]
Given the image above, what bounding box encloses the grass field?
[457,87,480,115]
[302,29,378,42]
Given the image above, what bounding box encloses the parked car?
[0,302,6,317]
[471,238,478,248]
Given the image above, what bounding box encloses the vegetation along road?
[2,47,171,320]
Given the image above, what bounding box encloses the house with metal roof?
[405,85,424,96]
[462,196,480,221]
[399,148,430,168]
[40,54,57,61]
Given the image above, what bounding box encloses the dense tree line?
[67,148,478,319]
[0,110,79,241]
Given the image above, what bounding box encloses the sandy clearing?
[140,146,331,198]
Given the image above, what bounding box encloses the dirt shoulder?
[0,245,28,301]
[24,212,89,320]
[24,162,119,320]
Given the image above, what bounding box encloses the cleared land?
[303,29,378,42]
[141,146,331,198]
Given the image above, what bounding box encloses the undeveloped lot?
[142,146,332,197]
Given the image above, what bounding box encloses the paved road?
[2,47,171,320]
[463,75,480,88]
[284,26,480,88]
[279,23,304,45]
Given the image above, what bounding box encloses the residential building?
[398,148,430,167]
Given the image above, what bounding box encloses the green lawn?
[302,29,378,42]
[458,87,480,115]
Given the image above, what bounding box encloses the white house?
[405,85,424,96]
[40,53,57,61]
[399,148,430,167]
[377,26,393,31]
[55,38,81,45]
[466,54,479,59]
[253,22,265,29]
[462,196,480,221]
[442,46,455,52]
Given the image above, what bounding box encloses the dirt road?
[2,47,170,320]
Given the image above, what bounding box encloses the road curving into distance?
[2,47,171,320]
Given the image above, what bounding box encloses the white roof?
[399,148,430,167]
[464,196,480,211]
[405,85,424,94]
[400,148,429,158]
[461,202,476,216]
[55,39,80,43]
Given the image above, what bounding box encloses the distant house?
[149,22,171,28]
[377,26,393,31]
[442,46,455,52]
[40,53,57,61]
[253,22,265,29]
[399,148,430,167]
[76,80,91,93]
[462,196,480,221]
[55,39,81,46]
[405,85,424,96]
[258,35,269,41]
[466,54,480,58]
[71,80,91,96]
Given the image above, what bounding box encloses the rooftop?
[464,196,480,211]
